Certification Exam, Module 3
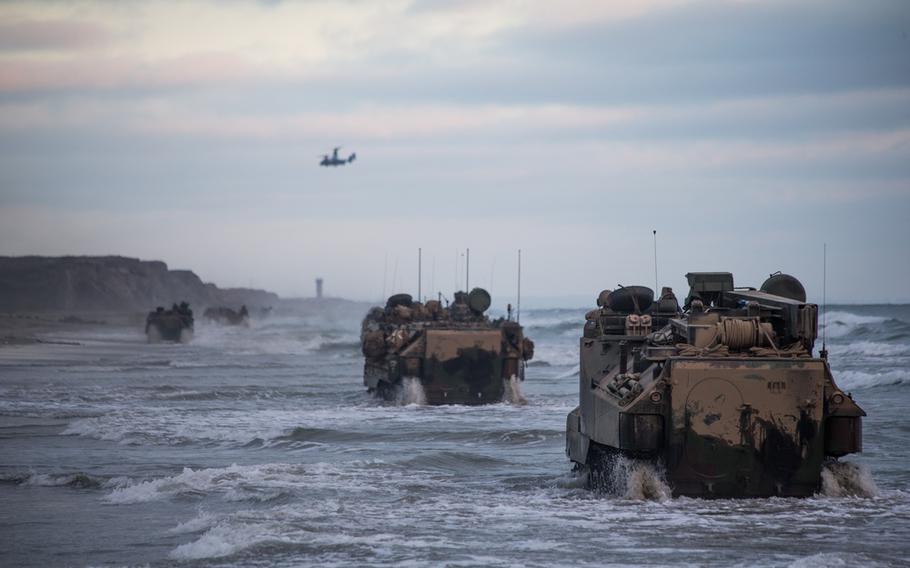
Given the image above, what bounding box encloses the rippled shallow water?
[1,305,908,567]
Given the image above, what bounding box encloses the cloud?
[0,52,264,93]
[0,0,908,301]
[1,0,906,110]
[0,18,112,52]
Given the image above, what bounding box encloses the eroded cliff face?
[0,256,279,312]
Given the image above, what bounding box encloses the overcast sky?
[0,0,908,305]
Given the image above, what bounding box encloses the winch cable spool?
[718,318,757,349]
[716,318,779,352]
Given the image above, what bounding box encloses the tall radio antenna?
[418,247,422,302]
[382,252,388,300]
[466,248,470,291]
[822,243,828,360]
[652,229,659,293]
[392,256,399,293]
[517,249,522,324]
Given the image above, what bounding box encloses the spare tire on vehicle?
[608,286,654,313]
[467,288,491,314]
[386,293,413,309]
[760,273,807,302]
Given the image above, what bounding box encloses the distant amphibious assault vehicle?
[360,288,534,405]
[566,272,865,498]
[203,305,250,326]
[145,302,194,343]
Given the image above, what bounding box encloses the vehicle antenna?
[653,229,659,293]
[466,248,470,291]
[418,247,422,303]
[490,256,496,299]
[822,243,828,360]
[392,257,399,294]
[454,249,459,292]
[382,252,388,300]
[517,248,522,324]
[431,256,436,302]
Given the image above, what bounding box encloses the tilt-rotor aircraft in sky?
[319,146,356,167]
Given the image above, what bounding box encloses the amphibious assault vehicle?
[566,272,865,498]
[360,288,534,405]
[203,305,249,326]
[145,302,194,343]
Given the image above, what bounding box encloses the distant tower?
[316,278,324,299]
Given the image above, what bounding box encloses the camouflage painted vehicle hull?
[567,357,862,497]
[567,273,864,498]
[365,329,520,405]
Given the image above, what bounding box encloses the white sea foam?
[520,311,586,329]
[832,340,910,358]
[788,553,887,568]
[504,376,528,405]
[105,463,308,504]
[616,459,671,501]
[170,521,281,560]
[188,316,360,357]
[168,511,219,535]
[396,377,427,405]
[167,501,446,561]
[531,341,578,367]
[63,408,310,447]
[820,461,879,498]
[105,460,409,506]
[555,364,580,379]
[833,369,909,390]
[590,455,671,501]
[821,311,888,338]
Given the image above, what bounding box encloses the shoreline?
[0,312,142,348]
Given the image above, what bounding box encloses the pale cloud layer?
[1,0,908,303]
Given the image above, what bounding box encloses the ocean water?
[1,304,908,567]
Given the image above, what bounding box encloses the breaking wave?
[834,369,909,390]
[0,471,110,489]
[822,310,910,341]
[519,309,586,330]
[555,364,580,379]
[105,463,309,504]
[169,521,287,560]
[834,340,910,358]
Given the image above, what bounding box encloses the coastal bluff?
[0,256,279,312]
